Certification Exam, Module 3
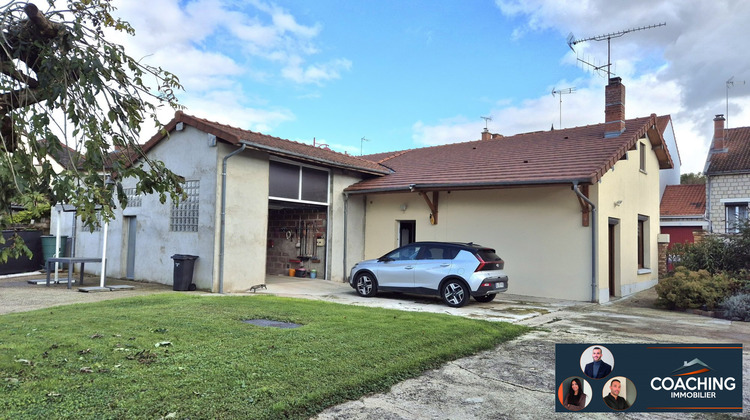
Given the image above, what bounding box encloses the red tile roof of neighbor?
[140,111,390,175]
[705,126,750,174]
[660,184,706,216]
[345,114,673,193]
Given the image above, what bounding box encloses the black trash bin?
[171,254,199,291]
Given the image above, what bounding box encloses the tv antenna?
[360,136,369,155]
[567,22,666,79]
[551,87,576,129]
[480,116,492,131]
[726,76,746,129]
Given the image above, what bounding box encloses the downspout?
[342,192,349,282]
[706,180,712,233]
[219,142,247,294]
[573,182,597,302]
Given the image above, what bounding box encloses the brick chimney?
[711,114,726,151]
[481,128,491,141]
[604,77,626,138]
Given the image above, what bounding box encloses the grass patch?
[0,294,527,419]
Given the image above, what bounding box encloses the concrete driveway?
[286,280,747,420]
[2,273,747,418]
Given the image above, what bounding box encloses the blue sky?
[110,0,750,174]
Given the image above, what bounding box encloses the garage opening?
[266,159,330,279]
[266,201,327,278]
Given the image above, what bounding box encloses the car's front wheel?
[354,272,377,297]
[441,279,469,307]
[474,294,496,303]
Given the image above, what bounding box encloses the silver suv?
[348,242,508,307]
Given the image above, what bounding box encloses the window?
[726,203,749,233]
[639,142,646,172]
[637,215,649,269]
[269,160,329,204]
[385,244,422,261]
[170,180,199,232]
[124,188,141,207]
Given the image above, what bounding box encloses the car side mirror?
[378,257,393,262]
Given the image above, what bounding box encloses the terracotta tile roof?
[39,140,84,170]
[140,111,389,175]
[347,114,672,193]
[705,126,750,174]
[656,115,671,133]
[660,184,706,216]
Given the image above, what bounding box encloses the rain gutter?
[218,142,247,294]
[345,178,594,195]
[237,141,389,176]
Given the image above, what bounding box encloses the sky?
[104,0,750,174]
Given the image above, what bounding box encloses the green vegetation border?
[0,294,527,419]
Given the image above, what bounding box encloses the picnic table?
[45,257,104,289]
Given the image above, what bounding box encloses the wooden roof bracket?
[574,184,591,227]
[419,191,439,225]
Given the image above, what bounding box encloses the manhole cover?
[243,319,302,329]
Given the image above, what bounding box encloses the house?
[345,77,674,302]
[70,112,388,292]
[704,115,750,233]
[659,184,707,247]
[68,78,674,303]
[656,115,682,198]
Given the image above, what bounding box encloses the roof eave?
[344,178,595,194]
[237,140,390,176]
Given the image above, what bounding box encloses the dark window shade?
[269,161,299,199]
[301,167,328,202]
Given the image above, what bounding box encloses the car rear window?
[477,248,501,262]
[420,246,459,260]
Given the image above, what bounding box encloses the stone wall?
[708,173,750,233]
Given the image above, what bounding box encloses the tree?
[0,1,185,262]
[680,172,706,185]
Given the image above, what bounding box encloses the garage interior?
[266,200,328,279]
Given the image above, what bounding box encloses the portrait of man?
[603,378,631,410]
[583,346,612,379]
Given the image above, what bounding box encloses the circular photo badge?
[557,376,592,411]
[579,345,614,380]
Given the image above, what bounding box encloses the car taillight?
[474,255,504,271]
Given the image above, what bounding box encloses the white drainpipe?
[573,182,597,302]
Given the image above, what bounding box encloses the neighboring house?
[659,184,707,246]
[704,115,750,234]
[70,112,387,292]
[345,77,674,302]
[656,115,682,198]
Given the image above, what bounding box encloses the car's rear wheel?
[355,272,377,297]
[474,294,496,303]
[441,279,469,307]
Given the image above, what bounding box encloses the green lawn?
[0,294,527,419]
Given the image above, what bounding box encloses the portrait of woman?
[564,377,587,411]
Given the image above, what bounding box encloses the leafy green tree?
[0,1,184,263]
[680,172,706,185]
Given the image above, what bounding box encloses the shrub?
[668,219,750,275]
[655,267,739,310]
[720,293,750,322]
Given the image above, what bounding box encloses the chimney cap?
[608,77,622,84]
[714,114,725,120]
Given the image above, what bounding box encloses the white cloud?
[282,58,352,85]
[102,0,348,140]
[409,0,750,175]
